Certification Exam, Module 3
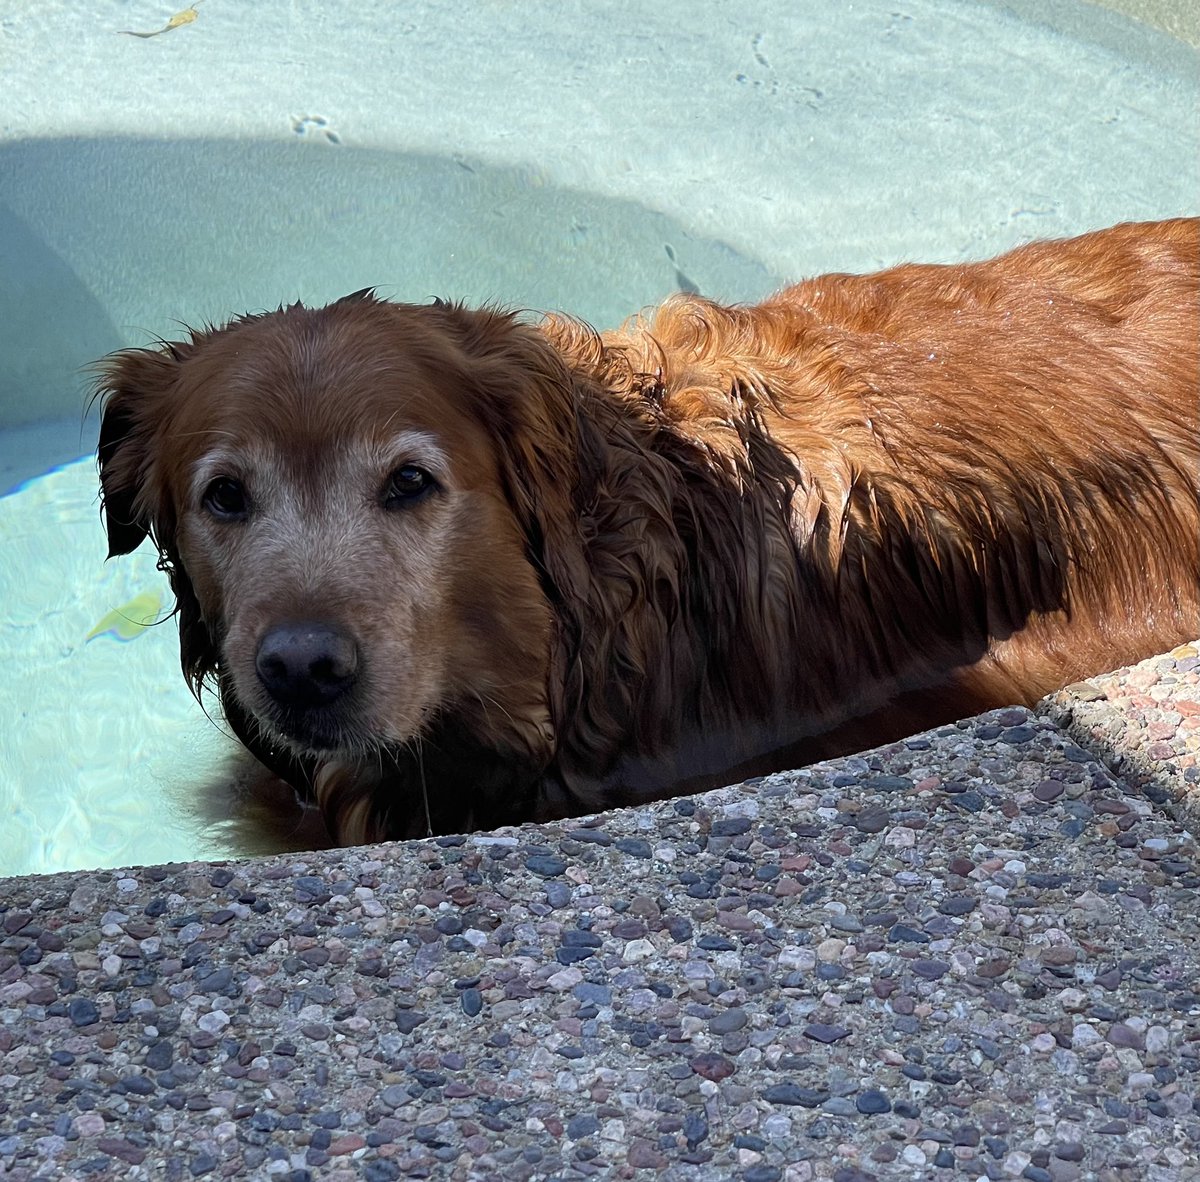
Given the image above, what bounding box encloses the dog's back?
[791,219,1200,733]
[567,218,1200,758]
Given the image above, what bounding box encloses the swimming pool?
[1,0,1197,876]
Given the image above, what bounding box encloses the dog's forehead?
[202,309,435,395]
[170,307,502,492]
[176,305,485,441]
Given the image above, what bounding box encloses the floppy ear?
[92,340,217,695]
[93,345,184,558]
[96,400,148,557]
[427,304,699,777]
[426,304,595,607]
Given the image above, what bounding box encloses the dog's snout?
[255,623,358,707]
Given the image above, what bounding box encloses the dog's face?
[96,296,577,770]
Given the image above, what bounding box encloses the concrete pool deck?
[1,641,1197,1181]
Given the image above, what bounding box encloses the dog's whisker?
[416,743,433,839]
[474,690,519,732]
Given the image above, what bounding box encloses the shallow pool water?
[0,458,230,874]
[1,0,1197,875]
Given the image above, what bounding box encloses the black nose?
[255,623,359,708]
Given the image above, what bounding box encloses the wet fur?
[95,218,1200,845]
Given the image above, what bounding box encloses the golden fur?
[95,218,1200,844]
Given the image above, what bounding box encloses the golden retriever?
[95,218,1200,845]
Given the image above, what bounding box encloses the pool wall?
[2,0,1198,467]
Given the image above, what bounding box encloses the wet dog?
[95,218,1200,844]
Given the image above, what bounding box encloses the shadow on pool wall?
[0,135,784,489]
[0,202,124,427]
[0,201,125,490]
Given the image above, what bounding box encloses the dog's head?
[95,293,585,774]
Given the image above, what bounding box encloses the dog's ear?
[92,345,186,558]
[426,304,594,606]
[92,338,221,696]
[96,400,147,557]
[429,304,711,777]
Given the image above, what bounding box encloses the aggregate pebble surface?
[1044,643,1200,833]
[2,647,1199,1182]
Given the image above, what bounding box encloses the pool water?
[1,0,1197,876]
[0,458,231,874]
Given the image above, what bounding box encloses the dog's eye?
[383,465,434,509]
[202,477,250,521]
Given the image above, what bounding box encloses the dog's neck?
[539,313,1048,798]
[536,323,850,794]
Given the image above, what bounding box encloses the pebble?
[804,1023,851,1043]
[888,924,930,943]
[525,855,568,877]
[622,938,657,962]
[856,1090,891,1114]
[67,998,100,1027]
[710,1007,748,1033]
[762,1084,827,1107]
[1109,1023,1145,1050]
[690,1053,736,1081]
[912,958,949,980]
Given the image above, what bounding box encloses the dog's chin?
[259,704,373,760]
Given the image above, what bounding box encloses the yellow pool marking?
[121,2,203,38]
[86,589,165,643]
